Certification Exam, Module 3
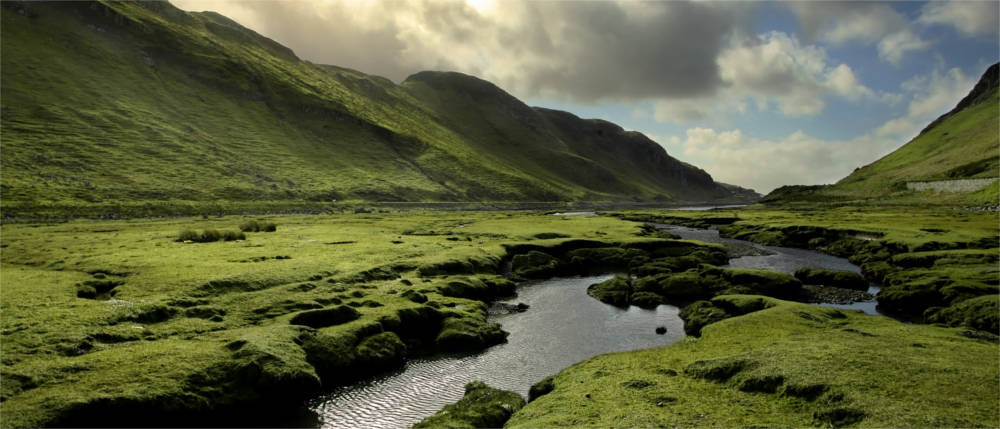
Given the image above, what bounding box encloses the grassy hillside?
[0,1,743,218]
[764,63,999,205]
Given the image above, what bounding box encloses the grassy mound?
[413,381,525,429]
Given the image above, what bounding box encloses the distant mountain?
[0,1,750,214]
[764,62,999,204]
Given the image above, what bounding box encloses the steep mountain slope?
[0,1,742,214]
[765,63,999,204]
[402,72,728,201]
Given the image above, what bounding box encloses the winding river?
[310,222,882,428]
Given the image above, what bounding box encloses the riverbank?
[506,295,998,427]
[612,207,999,332]
[0,211,724,427]
[2,208,996,427]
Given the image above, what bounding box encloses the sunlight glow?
[465,0,496,15]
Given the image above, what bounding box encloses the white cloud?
[639,31,883,124]
[649,97,747,125]
[714,31,876,117]
[905,67,971,118]
[827,64,875,101]
[786,2,929,65]
[919,1,1000,37]
[667,66,976,193]
[877,30,930,65]
[820,4,905,44]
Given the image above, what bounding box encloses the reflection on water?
[312,274,685,428]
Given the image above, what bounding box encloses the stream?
[310,223,882,428]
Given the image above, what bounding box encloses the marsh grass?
[239,220,277,233]
[0,211,647,426]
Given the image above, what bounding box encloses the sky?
[172,0,999,194]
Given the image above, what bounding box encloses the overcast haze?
[174,0,999,194]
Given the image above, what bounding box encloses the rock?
[800,285,873,304]
[488,302,530,315]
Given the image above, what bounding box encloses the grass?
[507,296,999,428]
[413,381,525,429]
[614,207,999,331]
[0,211,680,427]
[2,208,997,427]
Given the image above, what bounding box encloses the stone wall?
[906,178,998,192]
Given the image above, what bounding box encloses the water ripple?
[312,275,685,428]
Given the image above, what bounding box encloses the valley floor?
[0,207,996,427]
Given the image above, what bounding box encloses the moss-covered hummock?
[413,381,525,429]
[587,265,802,311]
[793,268,868,290]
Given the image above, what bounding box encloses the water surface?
[312,224,885,427]
[312,274,685,428]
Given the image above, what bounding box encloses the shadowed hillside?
[0,1,752,217]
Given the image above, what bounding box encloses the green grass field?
[1,208,997,427]
[0,211,688,427]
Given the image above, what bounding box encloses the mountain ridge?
[0,1,756,217]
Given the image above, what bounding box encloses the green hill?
[0,1,749,217]
[764,63,999,205]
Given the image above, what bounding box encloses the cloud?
[667,66,976,193]
[876,30,929,66]
[641,31,882,124]
[785,2,929,65]
[919,1,1000,37]
[716,31,876,117]
[827,64,875,101]
[875,66,973,137]
[172,0,745,102]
